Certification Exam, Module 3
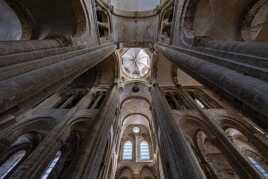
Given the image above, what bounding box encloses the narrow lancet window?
[122,141,133,160]
[140,141,150,160]
[41,151,62,179]
[0,150,26,178]
[195,98,205,109]
[248,157,268,178]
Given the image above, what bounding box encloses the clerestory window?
[248,157,268,178]
[0,150,26,178]
[122,141,133,160]
[140,141,150,160]
[41,151,62,179]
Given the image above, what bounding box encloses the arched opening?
[0,133,42,178]
[72,0,87,37]
[96,6,110,40]
[13,119,82,179]
[192,0,213,38]
[165,92,177,110]
[112,86,160,179]
[53,90,86,109]
[177,117,219,179]
[195,130,240,179]
[40,151,62,179]
[141,167,155,179]
[225,128,268,178]
[0,0,23,40]
[38,131,81,178]
[116,121,157,177]
[54,120,88,178]
[116,167,133,179]
[0,150,26,178]
[1,0,87,40]
[242,1,268,42]
[160,5,174,41]
[189,0,253,41]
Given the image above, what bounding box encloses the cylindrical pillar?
[0,39,66,55]
[0,43,115,114]
[151,85,205,179]
[156,44,268,127]
[74,86,120,179]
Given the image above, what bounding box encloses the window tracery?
[120,126,153,163]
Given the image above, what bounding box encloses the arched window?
[0,0,23,41]
[41,151,62,179]
[248,157,268,178]
[96,7,110,39]
[225,127,268,178]
[122,141,133,160]
[0,150,26,178]
[140,141,150,160]
[196,130,239,178]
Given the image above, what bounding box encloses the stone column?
[199,113,264,179]
[9,109,77,179]
[178,41,268,82]
[156,44,268,127]
[198,39,268,58]
[73,85,120,179]
[9,86,119,179]
[0,43,115,116]
[0,39,66,56]
[150,85,205,179]
[180,88,264,179]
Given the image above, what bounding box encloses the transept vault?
[0,0,267,178]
